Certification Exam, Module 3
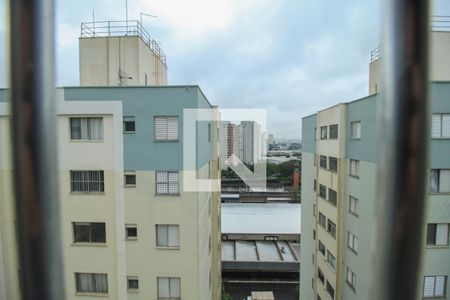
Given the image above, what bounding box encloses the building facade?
[301,31,450,300]
[0,86,222,300]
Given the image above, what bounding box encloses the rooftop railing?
[80,20,167,66]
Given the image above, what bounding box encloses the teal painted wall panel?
[63,86,214,171]
[302,114,316,153]
[346,94,379,163]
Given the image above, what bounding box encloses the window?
[327,251,336,271]
[75,273,108,294]
[320,155,327,169]
[348,231,358,253]
[70,170,104,192]
[319,212,326,228]
[314,128,317,140]
[123,116,135,133]
[328,188,337,206]
[349,196,359,216]
[313,229,316,240]
[426,224,449,246]
[319,184,327,198]
[73,222,106,243]
[329,157,338,172]
[318,267,325,285]
[431,113,450,138]
[314,179,317,191]
[347,267,356,291]
[156,171,179,195]
[155,116,178,141]
[208,123,211,142]
[157,277,181,299]
[351,121,361,139]
[326,280,335,300]
[156,225,179,248]
[318,240,326,257]
[350,159,360,177]
[430,169,450,193]
[70,117,104,140]
[314,154,317,166]
[320,126,327,139]
[313,204,316,217]
[124,171,136,187]
[125,224,137,240]
[127,276,139,291]
[329,124,338,139]
[423,275,447,298]
[327,220,336,239]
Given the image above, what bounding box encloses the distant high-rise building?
[268,134,275,145]
[300,31,450,300]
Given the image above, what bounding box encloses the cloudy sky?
[1,0,449,139]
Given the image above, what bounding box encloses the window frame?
[346,267,356,292]
[155,171,180,195]
[124,171,136,187]
[75,272,108,295]
[123,116,136,133]
[329,124,338,139]
[127,276,139,292]
[326,250,336,271]
[430,169,450,194]
[320,155,327,169]
[431,113,450,139]
[349,159,360,178]
[319,184,327,199]
[70,170,105,193]
[328,188,337,206]
[423,275,447,298]
[156,224,180,248]
[350,121,361,139]
[348,231,358,254]
[426,223,449,247]
[320,126,328,140]
[328,157,338,172]
[327,219,337,239]
[125,224,138,241]
[157,277,181,299]
[154,116,179,142]
[70,117,104,141]
[349,196,359,216]
[72,222,106,244]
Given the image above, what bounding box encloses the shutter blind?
[170,278,181,297]
[158,278,170,297]
[439,170,450,193]
[435,276,446,297]
[168,225,179,247]
[435,224,449,246]
[431,114,442,138]
[155,117,168,140]
[167,117,178,140]
[423,276,435,297]
[442,114,450,138]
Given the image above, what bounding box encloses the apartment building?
[0,20,221,300]
[300,31,450,300]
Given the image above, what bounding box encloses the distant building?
[268,134,275,146]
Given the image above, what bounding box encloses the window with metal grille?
[423,275,447,298]
[329,124,338,139]
[156,171,179,195]
[75,273,108,294]
[320,155,327,169]
[156,225,179,248]
[157,277,181,299]
[348,231,358,254]
[70,170,104,192]
[426,223,449,246]
[431,113,450,138]
[123,116,135,133]
[328,188,337,206]
[154,116,178,141]
[70,117,103,140]
[73,222,106,243]
[430,169,450,193]
[329,157,338,172]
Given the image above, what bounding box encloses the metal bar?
[9,0,65,299]
[374,1,429,300]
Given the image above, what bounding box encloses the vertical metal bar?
[374,1,429,299]
[9,0,65,299]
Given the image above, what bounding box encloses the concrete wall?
[79,36,168,87]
